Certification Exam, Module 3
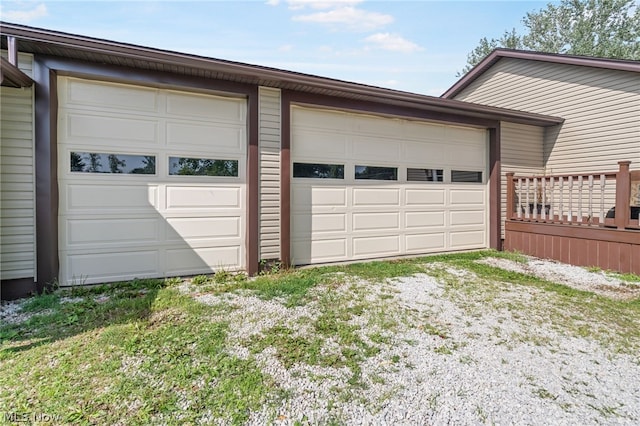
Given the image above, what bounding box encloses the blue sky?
[0,1,553,95]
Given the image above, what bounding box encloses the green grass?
[1,282,274,425]
[3,249,640,424]
[421,250,640,353]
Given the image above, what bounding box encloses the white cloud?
[293,6,393,31]
[364,33,423,53]
[278,44,294,52]
[0,3,47,23]
[266,0,280,6]
[286,0,363,10]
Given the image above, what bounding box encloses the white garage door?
[57,77,246,285]
[291,106,487,265]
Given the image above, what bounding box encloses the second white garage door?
[291,106,488,265]
[57,77,246,285]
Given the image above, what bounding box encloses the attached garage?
[290,106,488,265]
[1,23,564,298]
[56,77,247,285]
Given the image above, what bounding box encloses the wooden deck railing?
[506,161,640,230]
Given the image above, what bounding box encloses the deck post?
[506,172,515,220]
[615,161,631,229]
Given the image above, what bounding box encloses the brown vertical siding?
[505,221,640,275]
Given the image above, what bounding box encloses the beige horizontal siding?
[0,53,36,281]
[456,58,640,175]
[258,87,281,261]
[500,122,544,237]
[0,51,34,78]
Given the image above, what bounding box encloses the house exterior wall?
[258,87,281,261]
[500,121,544,237]
[0,52,35,282]
[454,58,640,174]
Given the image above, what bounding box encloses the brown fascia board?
[0,56,34,87]
[0,22,562,126]
[443,48,640,99]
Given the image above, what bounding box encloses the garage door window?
[451,170,483,183]
[71,152,156,174]
[293,162,344,179]
[407,168,443,182]
[169,157,238,177]
[355,165,398,181]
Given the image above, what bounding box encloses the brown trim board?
[34,58,58,293]
[1,278,38,301]
[280,90,292,267]
[32,56,262,288]
[489,125,501,250]
[246,86,259,275]
[279,90,502,266]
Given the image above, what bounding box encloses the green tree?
[130,156,156,175]
[88,153,102,173]
[174,158,238,177]
[459,0,640,75]
[70,152,86,172]
[108,154,126,173]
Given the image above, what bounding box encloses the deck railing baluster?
[568,176,573,224]
[599,174,605,224]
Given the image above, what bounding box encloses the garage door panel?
[445,147,485,168]
[292,108,351,131]
[404,141,444,163]
[353,212,400,231]
[66,113,159,144]
[166,92,245,123]
[450,230,486,248]
[63,250,159,284]
[66,184,158,211]
[450,189,485,205]
[353,137,400,162]
[450,211,486,226]
[66,218,159,245]
[406,233,446,252]
[405,189,445,206]
[165,186,241,209]
[353,235,400,257]
[291,130,347,158]
[353,188,400,206]
[292,238,347,263]
[63,78,158,113]
[166,122,244,152]
[406,211,445,228]
[404,122,446,140]
[353,115,399,137]
[165,217,241,240]
[292,186,347,209]
[291,106,488,265]
[165,246,241,273]
[445,126,486,144]
[58,77,247,285]
[292,213,346,235]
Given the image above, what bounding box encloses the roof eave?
[0,22,561,127]
[0,56,34,88]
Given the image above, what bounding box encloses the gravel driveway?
[194,256,640,425]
